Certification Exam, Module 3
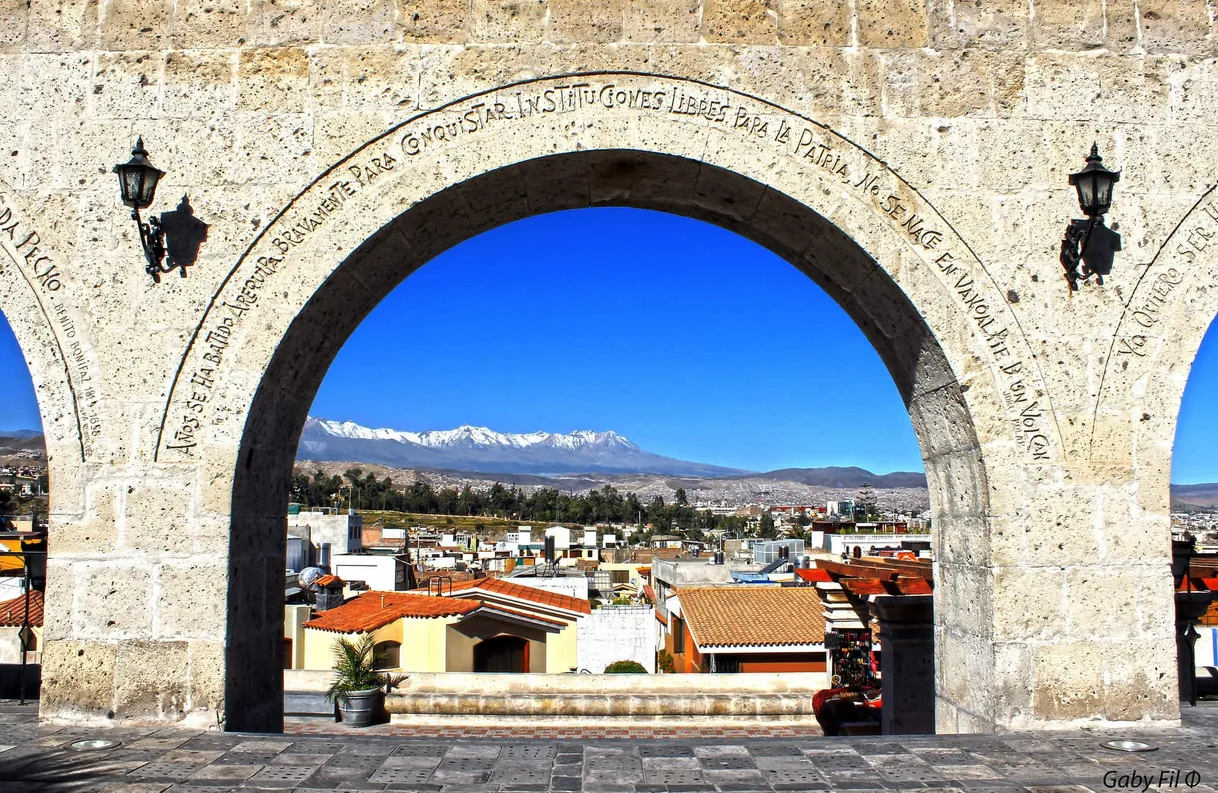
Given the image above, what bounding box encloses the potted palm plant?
[325,634,388,727]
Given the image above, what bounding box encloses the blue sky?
[1,207,1216,481]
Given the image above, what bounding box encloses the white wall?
[0,626,22,663]
[288,511,363,554]
[1199,626,1218,667]
[546,526,571,549]
[510,575,588,601]
[577,606,655,673]
[818,533,932,557]
[332,555,397,590]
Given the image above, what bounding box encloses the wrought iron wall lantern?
[113,137,178,283]
[1060,144,1122,292]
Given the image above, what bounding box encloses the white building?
[505,527,533,545]
[286,509,363,571]
[545,526,571,550]
[331,553,411,591]
[826,500,854,517]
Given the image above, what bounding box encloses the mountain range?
[299,418,934,484]
[297,418,752,478]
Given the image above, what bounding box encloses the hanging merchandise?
[828,628,876,689]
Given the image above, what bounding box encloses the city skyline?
[1,208,1216,482]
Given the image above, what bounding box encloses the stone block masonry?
[0,0,1214,733]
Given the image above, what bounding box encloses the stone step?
[385,691,818,718]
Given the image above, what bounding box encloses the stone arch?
[156,73,1059,731]
[1094,185,1218,521]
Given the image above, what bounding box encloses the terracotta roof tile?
[419,577,592,615]
[304,592,478,633]
[0,590,43,627]
[677,587,825,648]
[795,569,832,583]
[314,574,343,587]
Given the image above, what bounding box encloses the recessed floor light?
[1101,739,1157,752]
[68,739,121,751]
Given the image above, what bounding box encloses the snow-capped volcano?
[311,420,637,450]
[298,418,748,477]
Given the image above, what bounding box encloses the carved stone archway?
[1,0,1198,731]
[138,73,1104,732]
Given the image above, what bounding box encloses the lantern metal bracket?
[1060,215,1121,292]
[130,206,176,283]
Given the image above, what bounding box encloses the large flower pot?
[337,688,382,728]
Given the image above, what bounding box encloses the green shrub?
[603,660,647,674]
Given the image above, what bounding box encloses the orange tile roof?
[304,592,478,633]
[0,590,42,627]
[421,577,592,615]
[314,574,343,587]
[795,568,832,583]
[677,587,825,648]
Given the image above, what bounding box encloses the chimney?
[315,577,344,611]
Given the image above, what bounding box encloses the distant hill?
[748,466,928,489]
[0,430,46,457]
[1171,482,1218,508]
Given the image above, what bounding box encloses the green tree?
[675,488,688,506]
[856,482,877,521]
[757,511,777,539]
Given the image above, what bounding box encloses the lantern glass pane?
[138,168,161,207]
[1077,173,1096,212]
[115,168,134,205]
[116,166,138,206]
[1095,174,1113,208]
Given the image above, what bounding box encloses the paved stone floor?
[1,701,1216,793]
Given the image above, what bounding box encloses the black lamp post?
[1060,144,1122,291]
[113,137,175,283]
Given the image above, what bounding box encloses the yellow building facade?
[296,579,589,674]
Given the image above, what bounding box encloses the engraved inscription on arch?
[156,73,1057,466]
[0,190,102,461]
[1092,185,1218,460]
